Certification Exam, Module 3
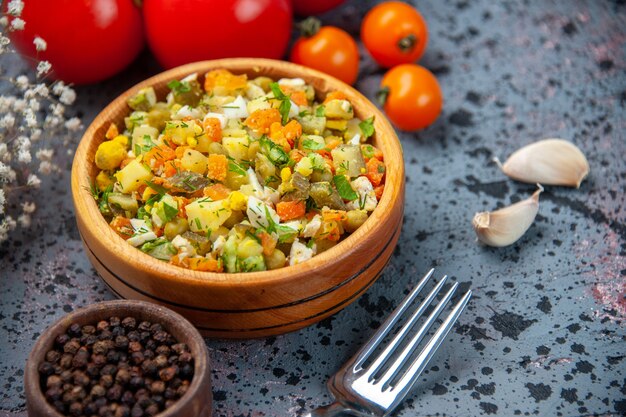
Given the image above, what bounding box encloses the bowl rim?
[71,58,404,288]
[24,299,211,417]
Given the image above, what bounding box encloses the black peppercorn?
[46,374,62,389]
[153,355,168,369]
[128,341,142,353]
[109,316,121,327]
[45,386,63,401]
[129,375,145,390]
[170,343,187,355]
[91,384,106,398]
[92,353,108,367]
[68,401,83,416]
[101,363,117,375]
[82,324,96,335]
[100,373,114,388]
[155,345,170,356]
[55,333,70,347]
[152,331,168,344]
[144,339,157,351]
[122,316,137,329]
[158,365,178,382]
[72,370,90,386]
[131,404,144,417]
[68,323,82,337]
[115,404,131,417]
[127,330,140,342]
[99,329,115,340]
[45,349,61,363]
[145,403,160,416]
[107,383,123,401]
[130,351,144,365]
[38,361,55,376]
[180,363,194,379]
[71,348,89,368]
[115,335,129,350]
[137,321,151,332]
[141,359,157,377]
[149,323,163,333]
[63,339,81,354]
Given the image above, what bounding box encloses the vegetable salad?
[91,69,385,272]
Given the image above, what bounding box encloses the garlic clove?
[501,139,589,188]
[472,186,543,247]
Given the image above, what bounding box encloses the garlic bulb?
[500,139,589,188]
[472,186,543,247]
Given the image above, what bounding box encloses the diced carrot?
[282,120,302,147]
[269,122,291,152]
[289,149,306,163]
[105,123,119,140]
[279,85,308,106]
[365,157,385,187]
[316,149,332,160]
[174,196,190,218]
[206,154,228,182]
[187,257,224,272]
[144,145,176,170]
[163,160,181,177]
[258,231,278,256]
[324,136,342,150]
[203,183,231,200]
[110,216,133,240]
[202,117,222,142]
[276,200,306,222]
[169,254,189,268]
[244,108,282,134]
[322,209,348,223]
[374,185,384,200]
[323,91,348,104]
[204,69,247,94]
[175,146,190,159]
[361,144,384,161]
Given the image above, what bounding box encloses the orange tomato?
[290,18,359,85]
[378,64,442,131]
[361,1,428,68]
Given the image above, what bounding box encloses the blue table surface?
[1,0,624,416]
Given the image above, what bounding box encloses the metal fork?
[304,269,472,417]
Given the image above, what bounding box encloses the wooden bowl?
[71,58,405,338]
[24,300,212,417]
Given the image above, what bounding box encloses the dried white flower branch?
[0,1,83,242]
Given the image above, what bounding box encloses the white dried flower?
[0,189,5,215]
[23,108,38,127]
[39,160,53,174]
[64,117,81,131]
[0,95,14,112]
[36,60,52,77]
[32,83,49,98]
[15,75,29,89]
[26,173,41,187]
[18,213,31,228]
[7,0,25,16]
[0,162,17,183]
[12,98,26,112]
[21,201,36,214]
[59,87,76,105]
[30,128,42,141]
[33,36,47,51]
[36,148,54,161]
[17,149,31,163]
[0,144,8,160]
[10,17,25,30]
[0,216,17,242]
[27,98,40,112]
[0,17,9,28]
[50,102,65,117]
[0,114,16,129]
[51,81,66,96]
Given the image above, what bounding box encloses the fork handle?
[303,401,358,417]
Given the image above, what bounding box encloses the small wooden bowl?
[71,58,405,338]
[24,300,212,417]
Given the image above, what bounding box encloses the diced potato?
[96,170,115,191]
[222,128,247,138]
[247,140,261,160]
[324,99,353,119]
[247,95,272,114]
[185,199,232,233]
[251,76,273,92]
[264,248,286,270]
[299,115,326,135]
[131,124,159,154]
[344,118,361,141]
[222,136,250,161]
[163,120,199,146]
[237,237,264,258]
[343,209,368,232]
[181,149,208,174]
[225,169,249,190]
[115,159,153,193]
[331,145,366,178]
[326,119,348,131]
[164,217,189,241]
[255,153,276,182]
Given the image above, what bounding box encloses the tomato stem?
[397,33,417,52]
[375,87,390,107]
[132,0,142,7]
[299,17,321,38]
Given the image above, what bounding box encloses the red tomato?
[6,0,144,85]
[361,1,428,68]
[292,0,345,16]
[143,0,292,69]
[290,18,359,85]
[378,64,442,131]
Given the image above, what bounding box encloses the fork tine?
[377,281,459,389]
[390,290,472,400]
[353,268,437,372]
[364,276,449,382]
